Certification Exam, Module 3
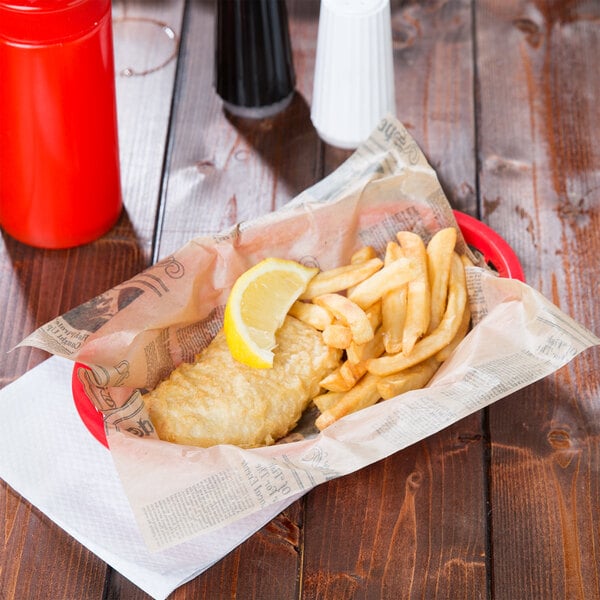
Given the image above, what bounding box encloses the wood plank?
[140,1,320,597]
[155,0,322,259]
[0,2,184,598]
[303,426,488,599]
[388,0,477,214]
[476,1,600,598]
[303,1,487,598]
[112,0,186,244]
[0,0,185,386]
[170,502,304,600]
[0,487,108,600]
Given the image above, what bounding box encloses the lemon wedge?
[223,257,319,368]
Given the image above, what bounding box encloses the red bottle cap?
[0,0,110,44]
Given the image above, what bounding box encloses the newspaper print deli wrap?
[21,116,600,552]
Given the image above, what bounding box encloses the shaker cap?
[214,0,296,118]
[310,0,396,148]
[321,0,390,17]
[0,0,110,44]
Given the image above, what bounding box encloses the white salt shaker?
[311,0,396,149]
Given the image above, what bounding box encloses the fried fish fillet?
[144,316,342,448]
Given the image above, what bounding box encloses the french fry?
[376,357,440,400]
[342,300,382,364]
[339,361,366,387]
[366,300,382,329]
[384,241,402,262]
[313,294,374,344]
[322,323,353,349]
[348,257,416,309]
[337,330,386,390]
[397,231,431,355]
[347,247,380,296]
[315,373,382,430]
[366,253,467,376]
[313,391,345,412]
[427,227,457,332]
[301,258,383,299]
[320,366,354,392]
[289,301,334,331]
[351,245,378,264]
[380,242,407,353]
[291,226,473,431]
[346,326,385,364]
[320,330,385,391]
[381,287,407,354]
[435,297,471,361]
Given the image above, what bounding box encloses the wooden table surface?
[2,1,599,598]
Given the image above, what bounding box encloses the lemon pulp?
[223,258,318,368]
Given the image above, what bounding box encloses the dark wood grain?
[0,1,184,598]
[388,0,477,215]
[126,1,321,598]
[1,487,108,600]
[112,0,186,246]
[306,2,487,598]
[1,0,599,598]
[303,424,488,600]
[156,0,322,259]
[476,1,600,599]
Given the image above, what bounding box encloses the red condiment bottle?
[0,0,122,249]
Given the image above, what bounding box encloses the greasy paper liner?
[21,115,600,554]
[72,209,525,449]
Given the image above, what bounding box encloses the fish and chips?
[143,226,471,447]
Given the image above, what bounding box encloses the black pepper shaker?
[215,0,296,118]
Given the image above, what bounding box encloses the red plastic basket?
[452,210,525,282]
[72,211,525,447]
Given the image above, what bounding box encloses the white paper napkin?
[0,356,303,600]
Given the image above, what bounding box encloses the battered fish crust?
[144,316,342,448]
